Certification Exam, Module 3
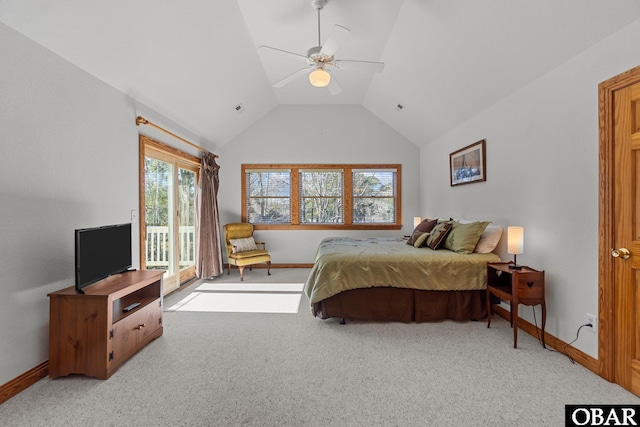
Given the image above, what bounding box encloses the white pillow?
[229,237,257,253]
[456,218,503,253]
[474,226,503,253]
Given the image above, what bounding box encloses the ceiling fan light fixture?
[309,67,330,87]
[259,0,383,94]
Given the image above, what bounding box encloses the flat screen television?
[75,223,132,293]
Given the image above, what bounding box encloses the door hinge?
[159,316,162,325]
[109,329,114,339]
[109,351,114,361]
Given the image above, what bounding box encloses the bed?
[304,236,501,323]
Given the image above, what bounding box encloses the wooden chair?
[223,223,271,281]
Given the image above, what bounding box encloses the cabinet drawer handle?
[134,324,146,330]
[527,281,534,288]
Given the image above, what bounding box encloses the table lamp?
[507,226,524,269]
[413,217,422,229]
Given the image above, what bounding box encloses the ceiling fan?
[258,0,385,95]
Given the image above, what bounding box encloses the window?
[300,170,343,224]
[352,169,397,224]
[245,169,291,224]
[242,164,401,230]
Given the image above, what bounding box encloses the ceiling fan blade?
[333,59,385,73]
[320,24,350,57]
[327,73,342,96]
[258,45,309,63]
[272,67,311,88]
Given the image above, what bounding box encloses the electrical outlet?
[131,209,138,223]
[586,313,597,333]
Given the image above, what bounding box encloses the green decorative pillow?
[407,218,438,245]
[413,231,430,248]
[443,221,491,254]
[425,221,453,250]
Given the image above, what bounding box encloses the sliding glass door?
[177,168,197,277]
[140,136,199,295]
[145,157,176,280]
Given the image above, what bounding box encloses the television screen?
[75,223,132,293]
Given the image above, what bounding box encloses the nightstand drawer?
[514,272,545,302]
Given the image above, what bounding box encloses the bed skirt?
[312,287,487,323]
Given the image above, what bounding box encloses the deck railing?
[146,225,195,268]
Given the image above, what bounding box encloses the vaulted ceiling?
[2,0,640,148]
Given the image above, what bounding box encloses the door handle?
[611,248,631,260]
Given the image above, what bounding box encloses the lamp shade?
[507,226,524,255]
[413,217,422,228]
[309,67,330,87]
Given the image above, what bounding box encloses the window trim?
[241,164,402,230]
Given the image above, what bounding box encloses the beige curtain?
[195,152,223,278]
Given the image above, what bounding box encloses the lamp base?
[509,255,522,269]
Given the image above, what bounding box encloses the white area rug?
[166,282,303,314]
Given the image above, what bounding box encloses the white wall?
[0,23,208,385]
[420,18,640,358]
[217,104,421,264]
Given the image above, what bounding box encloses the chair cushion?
[228,249,271,267]
[228,249,270,260]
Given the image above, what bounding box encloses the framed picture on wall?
[449,139,486,186]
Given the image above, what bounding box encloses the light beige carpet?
[2,268,639,427]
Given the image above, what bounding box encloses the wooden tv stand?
[48,270,164,379]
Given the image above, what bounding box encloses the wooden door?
[599,65,640,396]
[613,81,640,394]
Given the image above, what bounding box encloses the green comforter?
[304,237,501,307]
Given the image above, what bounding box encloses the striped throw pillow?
[229,237,257,253]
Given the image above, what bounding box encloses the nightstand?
[486,262,546,348]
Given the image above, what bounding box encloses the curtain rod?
[135,116,218,158]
